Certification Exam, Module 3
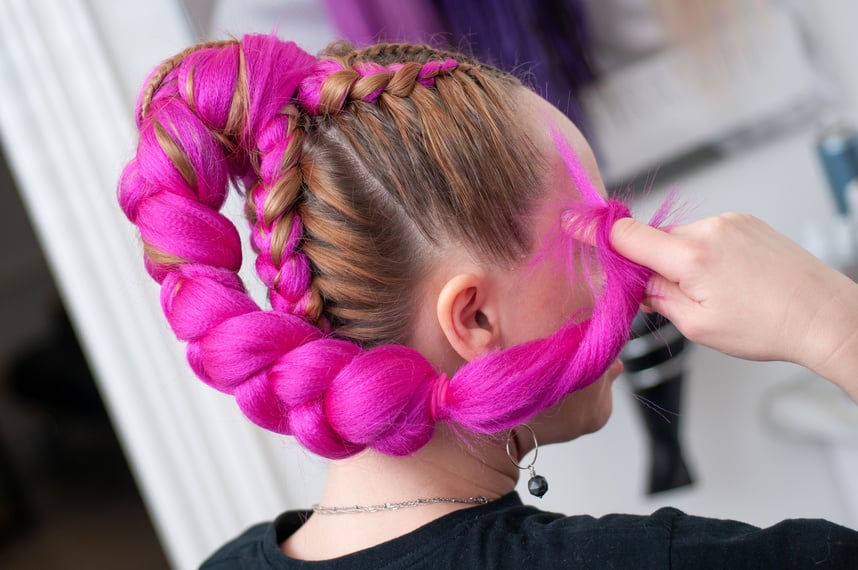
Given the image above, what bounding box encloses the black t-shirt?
[200,492,858,569]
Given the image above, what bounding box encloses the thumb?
[610,217,682,282]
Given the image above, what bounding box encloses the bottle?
[816,123,858,217]
[621,312,694,494]
[815,122,858,274]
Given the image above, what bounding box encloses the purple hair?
[118,34,668,459]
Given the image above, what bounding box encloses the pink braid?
[119,35,442,459]
[119,34,671,460]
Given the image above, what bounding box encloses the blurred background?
[0,1,857,568]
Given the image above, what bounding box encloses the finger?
[641,274,697,326]
[610,218,685,282]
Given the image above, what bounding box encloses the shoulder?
[456,501,858,569]
[666,508,858,568]
[199,511,310,570]
[199,522,270,569]
[457,501,679,567]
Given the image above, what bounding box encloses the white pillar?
[0,1,326,568]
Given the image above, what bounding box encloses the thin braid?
[245,103,323,321]
[298,54,470,116]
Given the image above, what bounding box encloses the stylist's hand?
[611,214,858,401]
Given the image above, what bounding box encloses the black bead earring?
[506,424,548,498]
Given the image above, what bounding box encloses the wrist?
[798,273,858,403]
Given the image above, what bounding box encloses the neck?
[282,425,520,561]
[322,425,518,506]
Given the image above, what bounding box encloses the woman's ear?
[436,273,501,361]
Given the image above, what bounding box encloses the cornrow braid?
[298,57,467,115]
[243,102,322,322]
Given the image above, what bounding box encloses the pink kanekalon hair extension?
[119,33,671,460]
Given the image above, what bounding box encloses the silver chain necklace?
[312,496,490,515]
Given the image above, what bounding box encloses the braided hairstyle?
[118,34,656,459]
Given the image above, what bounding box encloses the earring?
[506,424,548,498]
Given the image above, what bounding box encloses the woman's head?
[281,41,545,346]
[416,90,626,443]
[118,34,655,459]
